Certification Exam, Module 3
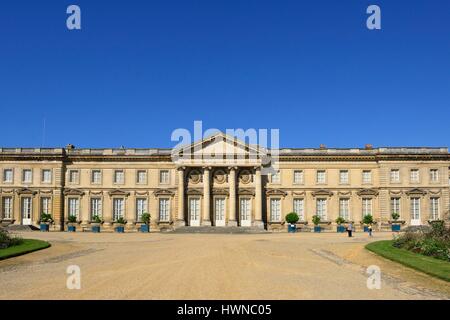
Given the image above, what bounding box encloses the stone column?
[176,167,186,226]
[103,192,112,228]
[228,167,237,226]
[254,167,264,228]
[202,167,211,225]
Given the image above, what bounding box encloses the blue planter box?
[391,224,401,232]
[68,225,76,232]
[40,223,49,232]
[140,224,150,233]
[363,226,369,232]
[314,226,321,233]
[287,224,296,233]
[92,226,101,233]
[337,225,345,233]
[115,226,125,233]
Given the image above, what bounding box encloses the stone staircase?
[4,224,39,231]
[169,226,269,234]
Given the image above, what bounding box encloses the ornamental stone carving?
[213,169,227,184]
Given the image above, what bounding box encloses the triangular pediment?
[405,188,427,196]
[63,188,84,196]
[312,189,334,197]
[356,189,379,196]
[172,132,266,166]
[16,187,37,195]
[108,189,130,197]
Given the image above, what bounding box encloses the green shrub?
[335,216,346,225]
[91,215,102,223]
[362,214,374,225]
[393,221,450,261]
[391,212,400,221]
[285,212,299,224]
[68,215,78,223]
[141,212,151,225]
[0,229,24,248]
[115,217,127,225]
[312,215,321,226]
[40,213,53,223]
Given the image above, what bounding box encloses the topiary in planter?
[391,212,401,231]
[362,214,374,232]
[312,215,321,232]
[91,215,103,233]
[140,212,151,232]
[285,212,299,233]
[39,213,53,232]
[114,217,127,233]
[335,216,346,232]
[67,215,78,232]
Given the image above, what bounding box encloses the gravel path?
[0,231,448,299]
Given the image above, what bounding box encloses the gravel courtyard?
[0,231,449,300]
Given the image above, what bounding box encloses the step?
[170,226,269,234]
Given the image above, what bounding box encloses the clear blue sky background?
[0,0,449,148]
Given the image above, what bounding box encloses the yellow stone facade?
[1,134,449,232]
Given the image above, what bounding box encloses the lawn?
[366,240,450,282]
[0,239,51,260]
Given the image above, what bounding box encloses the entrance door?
[189,198,201,226]
[214,198,225,226]
[410,197,421,226]
[21,197,32,225]
[239,198,251,227]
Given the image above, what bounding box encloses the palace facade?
[0,133,449,232]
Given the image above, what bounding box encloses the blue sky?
[0,0,449,148]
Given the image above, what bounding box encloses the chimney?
[365,144,373,150]
[66,144,75,150]
[319,144,326,149]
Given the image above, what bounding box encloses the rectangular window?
[136,198,147,221]
[316,198,327,220]
[339,198,350,220]
[362,198,372,217]
[390,169,400,182]
[293,170,304,184]
[114,170,124,184]
[316,170,326,184]
[69,170,79,184]
[2,197,12,219]
[271,171,280,184]
[410,169,419,183]
[91,170,102,184]
[22,169,32,183]
[3,169,13,183]
[339,170,349,184]
[362,170,372,184]
[112,198,125,220]
[430,169,439,182]
[430,198,440,221]
[40,197,51,214]
[159,198,170,221]
[136,170,147,184]
[41,169,52,183]
[159,170,170,184]
[68,198,80,219]
[90,198,102,219]
[410,198,421,221]
[270,198,281,221]
[391,197,401,217]
[293,198,304,221]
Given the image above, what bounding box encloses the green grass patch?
[0,239,50,260]
[366,240,450,282]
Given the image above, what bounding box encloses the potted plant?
[285,212,299,233]
[312,215,321,233]
[67,215,78,232]
[140,212,151,233]
[362,214,374,232]
[39,213,53,232]
[335,216,346,233]
[91,215,103,233]
[391,212,401,232]
[114,217,127,233]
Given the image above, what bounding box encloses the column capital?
[202,166,212,171]
[228,166,238,171]
[176,166,186,171]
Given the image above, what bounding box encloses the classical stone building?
[0,133,449,232]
